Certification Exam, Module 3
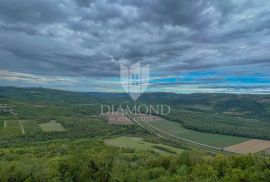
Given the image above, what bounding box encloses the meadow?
[39,120,66,132]
[105,136,184,155]
[0,119,66,138]
[20,120,42,134]
[0,120,22,137]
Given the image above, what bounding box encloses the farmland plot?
[138,115,249,148]
[224,139,270,154]
[136,114,163,122]
[104,112,134,125]
[105,136,184,155]
[39,120,66,132]
[20,120,42,134]
[0,120,22,137]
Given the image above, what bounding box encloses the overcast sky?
[0,0,270,93]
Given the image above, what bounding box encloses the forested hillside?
[0,139,269,181]
[1,87,270,140]
[0,87,270,181]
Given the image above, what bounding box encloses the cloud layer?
[0,0,270,93]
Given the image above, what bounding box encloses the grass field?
[21,120,42,134]
[148,119,250,148]
[0,120,65,135]
[104,136,184,155]
[224,139,270,154]
[39,120,66,132]
[0,120,22,137]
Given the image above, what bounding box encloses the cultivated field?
[224,139,270,154]
[0,120,22,137]
[136,114,163,122]
[0,119,66,136]
[104,112,134,125]
[20,120,42,134]
[138,116,249,148]
[39,121,66,132]
[105,136,184,155]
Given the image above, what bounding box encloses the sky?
[0,0,270,94]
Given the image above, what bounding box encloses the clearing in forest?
[0,120,22,137]
[105,136,184,155]
[39,120,66,132]
[20,120,42,134]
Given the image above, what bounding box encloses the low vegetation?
[104,136,184,155]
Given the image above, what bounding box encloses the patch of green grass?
[21,120,42,134]
[7,120,19,127]
[151,120,250,147]
[104,136,184,155]
[39,121,66,132]
[0,120,21,137]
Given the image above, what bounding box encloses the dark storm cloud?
[121,0,211,28]
[0,0,72,25]
[0,0,270,85]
